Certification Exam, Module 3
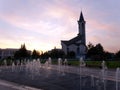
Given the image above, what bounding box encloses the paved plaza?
[0,79,41,90]
[0,65,118,90]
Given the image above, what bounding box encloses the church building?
[61,12,87,59]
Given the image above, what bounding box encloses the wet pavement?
[0,85,17,90]
[0,67,117,90]
[0,79,41,90]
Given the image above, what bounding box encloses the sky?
[0,0,120,53]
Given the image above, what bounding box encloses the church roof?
[61,35,81,46]
[61,11,86,46]
[79,11,84,22]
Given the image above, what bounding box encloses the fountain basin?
[0,65,118,90]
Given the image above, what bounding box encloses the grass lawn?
[41,59,120,68]
[1,59,120,69]
[51,59,120,68]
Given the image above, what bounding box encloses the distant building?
[0,48,32,59]
[61,12,87,59]
[0,48,18,59]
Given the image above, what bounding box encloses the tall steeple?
[78,11,86,45]
[79,11,85,22]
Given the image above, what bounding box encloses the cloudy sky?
[0,0,120,53]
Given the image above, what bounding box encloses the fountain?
[116,67,119,90]
[3,59,7,68]
[24,59,38,79]
[48,57,52,69]
[60,58,68,76]
[11,62,15,72]
[101,61,107,70]
[63,59,68,73]
[91,74,95,87]
[58,58,62,73]
[101,61,107,90]
[79,57,86,90]
[79,57,86,75]
[0,58,119,90]
[44,57,52,69]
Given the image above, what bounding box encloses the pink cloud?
[0,0,120,52]
[86,18,120,52]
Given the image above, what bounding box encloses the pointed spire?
[79,11,84,22]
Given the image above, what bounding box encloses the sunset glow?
[0,0,120,52]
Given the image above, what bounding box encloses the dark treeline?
[14,44,40,60]
[40,43,120,60]
[14,44,30,59]
[86,42,120,61]
[11,43,120,61]
[13,44,75,60]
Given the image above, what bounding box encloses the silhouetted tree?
[87,42,94,50]
[103,51,114,60]
[115,50,120,60]
[50,48,65,59]
[96,44,104,53]
[32,49,40,59]
[40,48,65,59]
[14,44,30,59]
[87,42,95,58]
[40,52,50,59]
[87,43,105,60]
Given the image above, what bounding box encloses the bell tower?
[78,11,86,45]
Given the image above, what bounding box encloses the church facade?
[61,12,87,59]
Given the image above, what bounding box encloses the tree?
[87,42,95,58]
[40,48,65,59]
[50,48,65,59]
[103,51,114,60]
[40,52,50,59]
[14,44,30,59]
[87,43,105,60]
[115,50,120,60]
[87,42,94,50]
[95,44,104,54]
[32,49,40,59]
